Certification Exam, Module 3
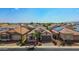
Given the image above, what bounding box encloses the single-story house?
[0,25,30,43]
[59,27,79,44]
[27,26,53,43]
[59,27,79,41]
[51,25,79,44]
[59,28,73,40]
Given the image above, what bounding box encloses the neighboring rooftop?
[0,24,30,35]
[28,26,52,35]
[59,27,79,35]
[74,25,79,32]
[59,28,74,34]
[53,26,64,32]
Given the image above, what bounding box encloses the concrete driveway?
[42,42,54,46]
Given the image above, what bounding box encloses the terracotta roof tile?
[59,28,73,34]
[14,26,30,35]
[0,25,30,35]
[60,28,79,35]
[28,26,52,34]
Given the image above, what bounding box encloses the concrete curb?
[0,46,79,49]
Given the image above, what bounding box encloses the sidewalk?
[0,46,79,49]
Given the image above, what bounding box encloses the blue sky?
[0,8,79,23]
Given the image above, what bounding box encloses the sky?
[0,8,79,23]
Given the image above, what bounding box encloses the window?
[1,34,9,39]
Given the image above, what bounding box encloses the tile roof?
[28,26,52,34]
[51,30,59,33]
[14,26,30,35]
[60,28,79,35]
[59,28,74,34]
[0,25,30,35]
[51,25,79,35]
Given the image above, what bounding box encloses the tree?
[36,32,42,42]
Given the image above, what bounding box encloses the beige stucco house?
[0,25,30,43]
[27,26,53,43]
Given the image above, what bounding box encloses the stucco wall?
[60,33,73,40]
[73,35,79,40]
[11,34,21,40]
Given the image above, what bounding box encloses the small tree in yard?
[35,32,41,42]
[17,35,24,46]
[17,34,27,46]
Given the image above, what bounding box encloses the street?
[0,46,79,51]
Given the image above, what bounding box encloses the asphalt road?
[0,48,79,51]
